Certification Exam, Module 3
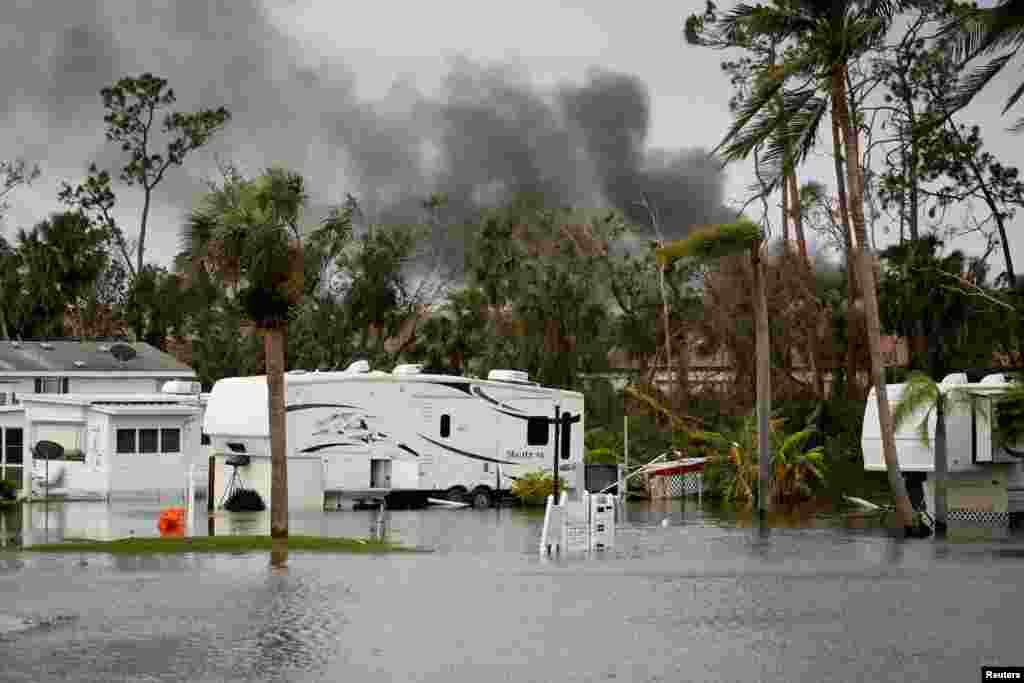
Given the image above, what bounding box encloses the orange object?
[158,507,186,536]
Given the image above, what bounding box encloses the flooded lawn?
[2,498,1023,682]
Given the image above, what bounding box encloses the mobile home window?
[527,417,548,446]
[5,428,22,464]
[116,429,135,454]
[440,414,451,438]
[139,429,159,454]
[161,429,181,453]
[35,378,68,394]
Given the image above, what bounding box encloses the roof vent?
[11,341,20,348]
[40,342,54,350]
[487,369,531,384]
[73,360,86,368]
[97,344,110,352]
[345,360,370,374]
[287,369,308,375]
[941,372,968,385]
[393,364,423,375]
[980,373,1009,386]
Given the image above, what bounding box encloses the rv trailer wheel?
[444,487,467,504]
[471,487,493,509]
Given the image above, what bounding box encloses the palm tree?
[772,427,826,504]
[892,372,980,534]
[657,218,774,519]
[181,166,308,539]
[690,0,918,532]
[941,0,1024,132]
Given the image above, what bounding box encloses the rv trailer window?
[161,429,181,453]
[527,417,548,446]
[440,414,451,438]
[561,413,571,459]
[139,429,159,454]
[116,429,135,454]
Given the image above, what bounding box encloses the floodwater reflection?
[2,499,1024,682]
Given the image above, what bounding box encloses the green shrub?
[511,471,556,506]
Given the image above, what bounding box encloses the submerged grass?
[19,535,420,555]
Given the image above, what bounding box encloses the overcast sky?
[2,0,1021,278]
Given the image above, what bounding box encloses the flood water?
[1,498,1023,682]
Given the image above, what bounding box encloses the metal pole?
[934,394,948,535]
[552,406,560,503]
[618,411,626,501]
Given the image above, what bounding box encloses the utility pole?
[552,405,561,502]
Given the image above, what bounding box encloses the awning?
[643,457,707,476]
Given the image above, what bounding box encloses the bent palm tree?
[657,219,773,518]
[688,0,917,531]
[181,166,307,539]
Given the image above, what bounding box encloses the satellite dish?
[109,343,137,363]
[33,440,64,461]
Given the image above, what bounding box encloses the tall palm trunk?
[752,244,772,521]
[788,171,809,265]
[265,327,289,539]
[788,170,822,397]
[832,64,916,532]
[934,394,948,534]
[832,106,859,400]
[781,175,790,245]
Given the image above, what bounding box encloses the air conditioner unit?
[161,380,202,395]
[345,360,370,374]
[393,364,423,375]
[487,369,531,384]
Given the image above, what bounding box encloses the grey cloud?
[1,0,732,274]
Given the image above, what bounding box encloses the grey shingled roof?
[0,341,195,374]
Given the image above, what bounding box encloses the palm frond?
[762,93,829,168]
[1002,73,1024,115]
[948,52,1016,112]
[892,372,939,447]
[716,71,789,160]
[779,428,815,460]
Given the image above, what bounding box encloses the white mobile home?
[0,340,203,499]
[862,372,1024,524]
[203,364,585,508]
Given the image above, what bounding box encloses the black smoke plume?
[0,1,733,273]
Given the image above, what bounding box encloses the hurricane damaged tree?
[0,159,41,339]
[657,219,773,520]
[462,196,620,389]
[61,73,231,279]
[687,2,824,400]
[687,0,917,532]
[871,4,1024,287]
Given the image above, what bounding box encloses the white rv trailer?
[862,372,1024,522]
[203,363,585,508]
